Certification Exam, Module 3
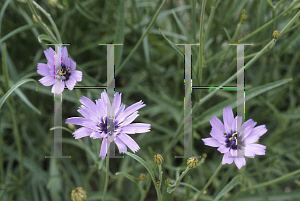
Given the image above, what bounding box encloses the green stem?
[32,0,62,43]
[168,166,190,188]
[242,167,300,192]
[158,165,163,190]
[138,182,146,201]
[116,0,167,76]
[198,0,206,87]
[27,0,58,43]
[280,9,300,35]
[193,162,223,201]
[102,149,110,201]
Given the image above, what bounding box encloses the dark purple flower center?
[97,116,119,137]
[224,131,238,150]
[60,64,71,81]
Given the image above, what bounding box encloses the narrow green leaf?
[0,78,38,111]
[194,78,292,127]
[0,24,40,44]
[159,29,184,58]
[38,34,55,44]
[123,151,156,187]
[114,0,125,68]
[213,175,241,201]
[115,172,138,184]
[14,88,41,115]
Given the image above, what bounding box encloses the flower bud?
[48,0,58,7]
[165,179,170,185]
[187,157,198,168]
[202,153,207,159]
[71,187,87,201]
[32,15,41,23]
[272,30,280,40]
[153,153,164,165]
[241,13,247,24]
[139,173,147,181]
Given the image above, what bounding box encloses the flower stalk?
[193,162,223,200]
[101,149,110,201]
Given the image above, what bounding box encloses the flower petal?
[251,125,267,137]
[116,101,145,123]
[118,134,140,153]
[209,116,225,133]
[51,80,65,94]
[99,139,110,159]
[72,127,93,139]
[245,143,266,156]
[44,47,55,62]
[71,70,82,81]
[115,137,127,154]
[37,63,51,76]
[122,111,139,126]
[244,133,260,144]
[222,152,233,165]
[39,76,55,86]
[62,46,68,64]
[113,92,122,114]
[209,127,226,143]
[243,119,257,138]
[234,157,246,169]
[217,145,230,153]
[66,117,86,126]
[66,77,76,90]
[223,107,234,134]
[202,137,222,147]
[121,123,151,134]
[69,58,76,70]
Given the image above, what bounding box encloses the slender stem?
[242,167,300,192]
[155,183,163,201]
[193,162,223,201]
[168,166,190,188]
[102,149,110,201]
[138,182,146,201]
[27,0,58,43]
[116,0,167,76]
[198,0,206,86]
[158,165,163,190]
[32,1,62,43]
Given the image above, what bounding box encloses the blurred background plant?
[0,0,300,200]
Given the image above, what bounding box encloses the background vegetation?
[0,0,300,200]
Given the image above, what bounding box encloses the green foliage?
[0,0,300,200]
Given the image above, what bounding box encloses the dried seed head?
[139,173,147,181]
[153,153,164,165]
[71,187,87,201]
[187,157,198,168]
[273,30,280,40]
[165,179,170,185]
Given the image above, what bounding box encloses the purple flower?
[66,90,151,159]
[37,47,82,93]
[202,107,267,169]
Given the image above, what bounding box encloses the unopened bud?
[272,30,280,40]
[165,179,170,185]
[153,154,164,165]
[71,187,87,201]
[68,123,75,130]
[48,0,58,7]
[241,13,247,24]
[139,173,147,181]
[32,15,41,23]
[202,153,207,158]
[187,157,198,168]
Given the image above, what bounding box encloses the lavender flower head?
[66,90,151,159]
[37,47,82,93]
[202,107,267,169]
